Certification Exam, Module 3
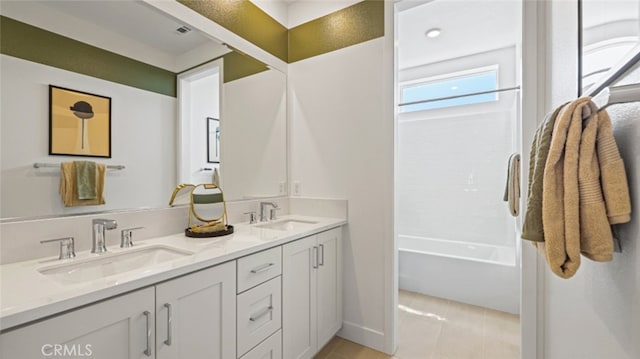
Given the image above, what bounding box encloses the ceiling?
[40,1,213,55]
[250,0,360,29]
[1,0,230,72]
[398,0,520,70]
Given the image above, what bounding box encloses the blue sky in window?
[401,71,498,112]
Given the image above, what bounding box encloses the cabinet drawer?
[237,246,282,293]
[239,330,282,359]
[237,276,282,357]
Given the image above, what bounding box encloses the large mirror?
[0,0,287,220]
[579,0,640,94]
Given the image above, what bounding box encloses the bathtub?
[398,235,520,314]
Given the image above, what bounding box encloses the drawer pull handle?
[143,311,152,356]
[250,262,275,274]
[164,303,173,346]
[319,244,325,266]
[249,306,274,322]
[312,246,318,269]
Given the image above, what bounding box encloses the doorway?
[393,0,523,357]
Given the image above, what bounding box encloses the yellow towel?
[59,162,106,207]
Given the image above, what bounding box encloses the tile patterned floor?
[315,290,520,359]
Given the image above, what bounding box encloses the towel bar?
[33,162,125,170]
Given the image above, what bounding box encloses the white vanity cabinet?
[155,262,236,359]
[282,228,342,359]
[0,223,344,359]
[0,262,236,359]
[0,287,156,359]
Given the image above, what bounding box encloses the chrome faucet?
[92,218,117,254]
[259,202,278,222]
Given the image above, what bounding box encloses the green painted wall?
[177,0,385,64]
[1,1,384,94]
[222,51,269,83]
[288,0,385,63]
[0,16,177,97]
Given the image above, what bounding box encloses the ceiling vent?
[175,25,192,35]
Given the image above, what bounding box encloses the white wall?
[221,69,287,200]
[0,55,176,219]
[187,72,220,185]
[541,2,640,358]
[289,36,394,351]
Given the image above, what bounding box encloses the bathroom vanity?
[0,216,345,359]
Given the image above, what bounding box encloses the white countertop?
[0,215,346,331]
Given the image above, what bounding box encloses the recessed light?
[425,28,441,38]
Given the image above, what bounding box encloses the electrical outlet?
[279,182,286,195]
[293,181,301,196]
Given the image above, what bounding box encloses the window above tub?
[399,67,499,113]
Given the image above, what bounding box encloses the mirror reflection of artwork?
[207,117,220,163]
[49,85,111,157]
[580,0,640,94]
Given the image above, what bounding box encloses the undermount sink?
[255,219,319,231]
[38,245,194,285]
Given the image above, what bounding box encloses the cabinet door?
[0,287,155,359]
[316,228,343,349]
[156,261,236,359]
[282,235,317,359]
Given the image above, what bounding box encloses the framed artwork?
[207,117,220,163]
[49,85,111,158]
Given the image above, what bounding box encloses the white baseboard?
[337,320,388,354]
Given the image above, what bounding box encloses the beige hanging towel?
[577,102,631,261]
[59,162,106,207]
[542,98,631,279]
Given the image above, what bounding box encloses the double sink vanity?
[0,213,346,359]
[1,2,346,358]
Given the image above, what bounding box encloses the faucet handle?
[120,227,144,248]
[269,207,281,221]
[40,237,76,260]
[244,211,257,224]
